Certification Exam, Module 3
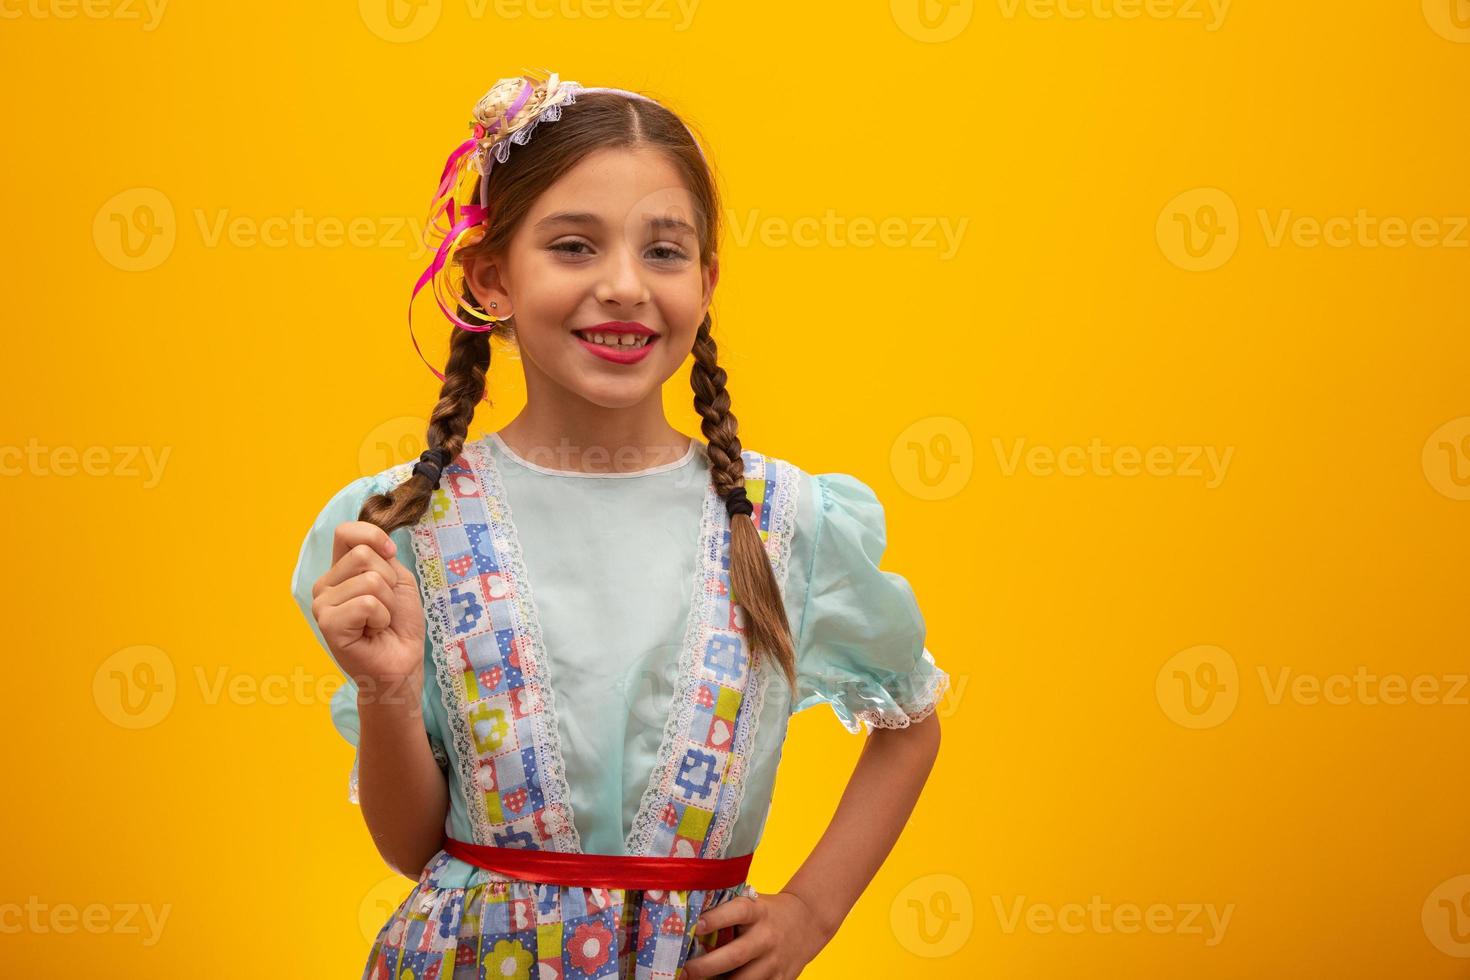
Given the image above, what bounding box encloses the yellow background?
[4,0,1469,975]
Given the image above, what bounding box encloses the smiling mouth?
[572,330,657,349]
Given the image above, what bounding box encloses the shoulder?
[738,448,894,584]
[743,448,886,535]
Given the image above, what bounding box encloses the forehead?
[523,146,699,231]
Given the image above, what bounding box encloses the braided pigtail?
[360,288,495,533]
[689,313,797,692]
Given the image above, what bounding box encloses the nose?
[594,241,651,310]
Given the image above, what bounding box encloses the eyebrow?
[534,210,697,236]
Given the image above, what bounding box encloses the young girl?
[290,71,950,980]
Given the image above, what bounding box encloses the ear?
[701,252,719,312]
[463,252,514,318]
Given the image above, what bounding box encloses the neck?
[496,399,692,474]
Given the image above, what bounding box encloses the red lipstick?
[573,321,659,364]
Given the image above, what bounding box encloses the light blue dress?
[288,430,949,978]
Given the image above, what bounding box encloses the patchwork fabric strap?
[443,837,754,891]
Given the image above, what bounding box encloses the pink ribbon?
[408,80,538,388]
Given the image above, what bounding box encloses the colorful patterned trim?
[626,450,800,860]
[410,440,580,851]
[410,437,801,859]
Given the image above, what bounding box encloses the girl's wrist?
[355,671,425,718]
[777,886,843,946]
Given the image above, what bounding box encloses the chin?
[568,379,662,410]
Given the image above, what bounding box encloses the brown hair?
[359,91,797,692]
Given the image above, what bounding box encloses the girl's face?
[465,145,718,411]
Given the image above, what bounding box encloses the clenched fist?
[310,520,427,705]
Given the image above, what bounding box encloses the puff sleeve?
[791,472,951,734]
[288,472,450,804]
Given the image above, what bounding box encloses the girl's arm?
[312,520,450,879]
[780,711,943,943]
[683,712,943,978]
[356,678,451,878]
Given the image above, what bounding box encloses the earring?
[490,302,497,308]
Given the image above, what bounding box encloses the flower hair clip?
[407,69,707,389]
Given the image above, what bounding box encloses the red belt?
[443,837,753,891]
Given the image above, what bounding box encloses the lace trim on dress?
[470,437,584,852]
[704,453,800,859]
[411,496,492,842]
[410,441,583,851]
[851,649,952,733]
[624,450,802,859]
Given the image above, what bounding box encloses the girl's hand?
[310,521,426,701]
[680,891,832,980]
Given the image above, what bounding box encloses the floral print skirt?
[362,848,758,980]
